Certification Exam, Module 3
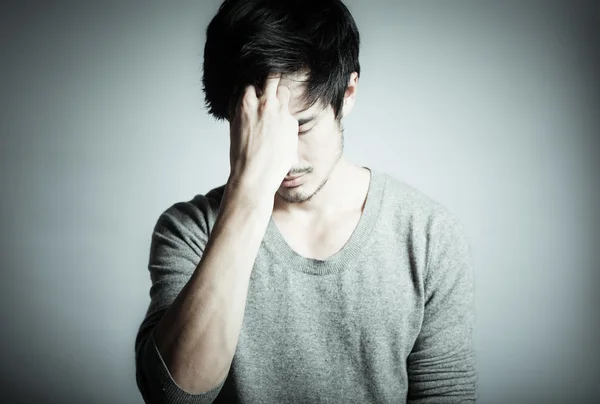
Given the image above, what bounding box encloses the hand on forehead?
[273,73,313,114]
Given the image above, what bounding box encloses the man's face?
[276,73,345,204]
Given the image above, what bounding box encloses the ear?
[341,72,359,118]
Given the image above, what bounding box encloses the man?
[135,0,478,403]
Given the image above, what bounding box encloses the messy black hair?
[202,0,361,122]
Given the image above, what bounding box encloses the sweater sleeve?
[134,199,227,404]
[406,211,478,403]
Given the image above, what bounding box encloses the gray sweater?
[135,168,478,403]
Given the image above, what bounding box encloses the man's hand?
[228,73,299,196]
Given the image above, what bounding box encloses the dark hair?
[202,0,361,122]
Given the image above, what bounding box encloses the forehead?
[279,72,324,116]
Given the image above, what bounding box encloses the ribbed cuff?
[141,329,227,404]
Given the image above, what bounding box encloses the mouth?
[281,173,307,188]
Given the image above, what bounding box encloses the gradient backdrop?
[1,1,598,403]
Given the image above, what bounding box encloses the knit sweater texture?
[135,168,478,403]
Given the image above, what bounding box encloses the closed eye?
[297,113,319,134]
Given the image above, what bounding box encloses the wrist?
[224,177,274,214]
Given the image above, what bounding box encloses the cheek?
[297,125,341,163]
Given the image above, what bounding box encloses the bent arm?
[407,212,478,403]
[135,184,273,403]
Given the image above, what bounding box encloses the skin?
[270,71,372,259]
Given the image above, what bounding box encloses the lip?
[281,174,306,188]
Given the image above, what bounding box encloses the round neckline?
[262,167,386,275]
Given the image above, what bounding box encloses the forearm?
[152,183,273,394]
[407,211,478,402]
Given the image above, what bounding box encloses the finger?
[242,84,258,104]
[263,73,281,101]
[236,84,257,114]
[277,85,291,111]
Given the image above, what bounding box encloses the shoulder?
[377,172,472,289]
[153,183,227,239]
[378,171,463,231]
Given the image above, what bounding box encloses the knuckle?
[241,98,256,112]
[260,99,276,112]
[242,90,255,104]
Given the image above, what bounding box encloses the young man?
[135,1,478,403]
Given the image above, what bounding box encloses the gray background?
[1,1,598,403]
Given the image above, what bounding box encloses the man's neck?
[272,159,369,220]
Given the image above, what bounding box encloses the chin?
[277,188,306,203]
[277,184,312,204]
[278,176,327,204]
